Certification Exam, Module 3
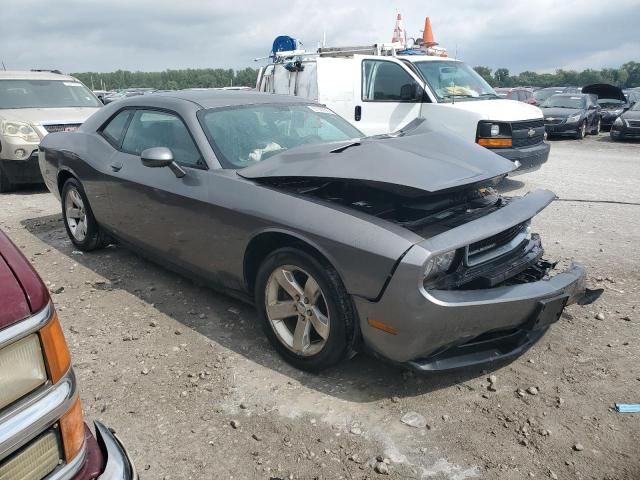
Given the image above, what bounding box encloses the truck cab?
[258,49,549,174]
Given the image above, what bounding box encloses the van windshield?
[413,61,497,102]
[0,79,101,109]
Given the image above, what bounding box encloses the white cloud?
[0,0,638,73]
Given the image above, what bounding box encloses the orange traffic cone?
[422,17,438,47]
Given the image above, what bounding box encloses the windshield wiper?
[330,141,361,153]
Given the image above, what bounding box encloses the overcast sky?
[1,0,638,74]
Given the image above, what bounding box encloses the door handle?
[354,105,362,121]
[110,162,123,172]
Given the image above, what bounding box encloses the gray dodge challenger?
[38,90,601,371]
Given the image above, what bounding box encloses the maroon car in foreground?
[0,229,136,479]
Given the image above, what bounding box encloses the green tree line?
[71,68,260,91]
[473,62,640,88]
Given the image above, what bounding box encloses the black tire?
[61,178,109,251]
[576,120,587,140]
[254,247,356,371]
[0,165,14,193]
[590,118,601,135]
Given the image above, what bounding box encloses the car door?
[355,57,424,135]
[105,108,212,268]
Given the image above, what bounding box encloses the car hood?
[441,98,542,121]
[621,109,640,120]
[582,83,626,102]
[0,107,100,125]
[541,107,582,118]
[239,123,514,193]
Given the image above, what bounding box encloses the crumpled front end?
[353,189,602,370]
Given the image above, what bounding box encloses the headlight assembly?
[0,334,47,410]
[423,250,457,282]
[1,120,39,142]
[614,117,624,126]
[567,113,582,123]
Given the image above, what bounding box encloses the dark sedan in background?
[533,86,581,105]
[611,101,640,140]
[0,229,136,479]
[582,83,629,130]
[38,91,600,372]
[540,93,601,139]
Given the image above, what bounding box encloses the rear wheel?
[61,178,109,251]
[254,247,355,371]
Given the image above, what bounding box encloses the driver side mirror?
[400,83,418,101]
[141,147,185,178]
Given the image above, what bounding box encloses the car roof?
[551,93,586,97]
[153,89,311,109]
[0,70,79,82]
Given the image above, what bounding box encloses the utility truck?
[257,19,549,174]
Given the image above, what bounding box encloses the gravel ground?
[1,133,639,479]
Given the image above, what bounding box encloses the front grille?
[544,118,565,125]
[43,124,81,133]
[511,119,545,148]
[0,430,63,480]
[469,223,526,257]
[628,120,640,128]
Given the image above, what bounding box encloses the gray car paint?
[240,123,515,193]
[39,91,593,367]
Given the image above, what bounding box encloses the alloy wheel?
[65,188,88,242]
[264,265,330,356]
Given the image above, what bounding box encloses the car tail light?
[39,311,71,383]
[59,397,85,462]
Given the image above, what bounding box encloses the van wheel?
[254,247,355,371]
[61,178,109,251]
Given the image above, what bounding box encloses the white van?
[257,46,549,174]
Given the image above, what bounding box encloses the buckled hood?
[239,121,514,193]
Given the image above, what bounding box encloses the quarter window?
[121,110,203,167]
[362,60,422,102]
[100,110,132,148]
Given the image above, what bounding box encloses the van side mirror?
[141,147,185,178]
[400,83,417,101]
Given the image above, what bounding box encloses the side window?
[100,110,132,148]
[121,110,203,168]
[362,60,422,102]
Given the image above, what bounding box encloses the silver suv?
[0,71,101,192]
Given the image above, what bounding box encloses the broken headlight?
[423,250,457,282]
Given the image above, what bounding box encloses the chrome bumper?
[95,422,138,480]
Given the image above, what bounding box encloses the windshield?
[201,104,363,168]
[541,95,585,109]
[413,61,496,102]
[632,101,640,111]
[597,98,625,106]
[534,89,565,102]
[0,79,101,109]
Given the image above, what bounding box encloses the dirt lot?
[1,134,639,479]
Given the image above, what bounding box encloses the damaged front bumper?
[94,421,138,479]
[354,189,601,371]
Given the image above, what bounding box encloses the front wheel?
[590,118,601,135]
[61,178,109,251]
[254,247,355,371]
[576,120,587,140]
